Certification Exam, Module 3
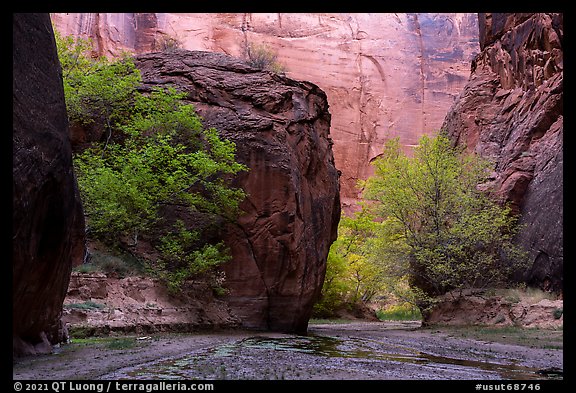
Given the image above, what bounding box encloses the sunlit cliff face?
[51,12,479,210]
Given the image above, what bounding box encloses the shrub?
[154,220,232,293]
[244,42,286,74]
[553,308,563,319]
[55,30,141,131]
[64,301,106,310]
[154,34,183,52]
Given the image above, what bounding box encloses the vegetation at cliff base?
[312,208,387,318]
[56,32,247,292]
[314,134,528,320]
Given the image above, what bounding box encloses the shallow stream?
[102,330,559,380]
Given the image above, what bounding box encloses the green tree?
[56,32,247,292]
[363,134,527,319]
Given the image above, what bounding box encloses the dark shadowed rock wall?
[135,50,341,333]
[442,13,563,292]
[13,13,86,356]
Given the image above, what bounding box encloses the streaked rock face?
[51,12,479,210]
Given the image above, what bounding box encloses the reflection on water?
[225,335,546,380]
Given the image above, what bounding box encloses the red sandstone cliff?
[64,47,341,333]
[51,13,479,210]
[13,13,86,356]
[442,13,563,292]
[14,12,339,339]
[134,50,341,332]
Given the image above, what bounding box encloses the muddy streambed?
[13,322,562,380]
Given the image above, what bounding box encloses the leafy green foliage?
[74,93,246,243]
[154,220,231,293]
[312,247,351,317]
[56,32,247,292]
[313,208,387,317]
[375,303,422,321]
[55,31,141,129]
[315,134,528,320]
[363,134,528,316]
[314,206,421,318]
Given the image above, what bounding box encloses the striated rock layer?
[442,13,563,292]
[51,13,479,210]
[13,13,86,356]
[63,272,240,334]
[135,50,341,333]
[427,290,563,329]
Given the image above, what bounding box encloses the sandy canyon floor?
[13,321,562,381]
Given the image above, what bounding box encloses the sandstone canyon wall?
[51,13,479,210]
[135,50,341,333]
[13,13,85,355]
[442,13,563,292]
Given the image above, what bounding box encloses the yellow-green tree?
[313,208,386,317]
[363,134,528,320]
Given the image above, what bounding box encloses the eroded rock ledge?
[63,273,239,334]
[427,290,563,329]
